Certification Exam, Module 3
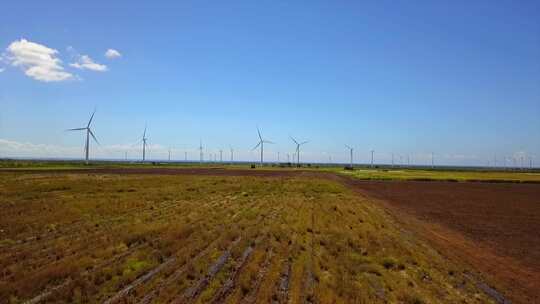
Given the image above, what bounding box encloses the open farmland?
[0,171,497,303]
[338,168,540,183]
[348,179,540,303]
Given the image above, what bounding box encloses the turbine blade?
[252,142,261,151]
[257,127,262,141]
[66,127,86,131]
[89,129,100,145]
[290,136,298,145]
[143,125,147,138]
[87,110,96,128]
[264,140,274,144]
[300,141,309,145]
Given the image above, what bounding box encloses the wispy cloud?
[105,49,121,59]
[70,55,107,72]
[5,38,74,82]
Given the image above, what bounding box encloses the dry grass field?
[0,171,496,303]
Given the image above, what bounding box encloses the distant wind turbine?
[370,150,375,168]
[290,136,308,167]
[66,110,99,165]
[230,147,234,165]
[199,140,204,164]
[345,145,354,168]
[252,127,273,166]
[139,125,148,162]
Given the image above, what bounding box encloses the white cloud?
[70,55,107,72]
[105,49,121,59]
[0,68,4,73]
[5,38,74,82]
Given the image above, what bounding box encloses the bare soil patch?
[346,179,540,303]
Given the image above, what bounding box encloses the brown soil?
[344,179,540,304]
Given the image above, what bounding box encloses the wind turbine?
[219,150,223,163]
[199,140,204,164]
[370,150,375,168]
[67,110,99,165]
[230,146,234,165]
[290,136,308,167]
[139,125,148,162]
[252,127,273,166]
[345,145,354,168]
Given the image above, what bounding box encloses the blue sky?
[1,1,539,166]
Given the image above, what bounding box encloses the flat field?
[0,171,495,303]
[338,168,540,183]
[348,179,540,303]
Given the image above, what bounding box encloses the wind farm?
[2,114,540,303]
[2,1,540,304]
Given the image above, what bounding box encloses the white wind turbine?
[252,127,273,166]
[290,136,308,167]
[345,145,354,168]
[198,140,204,164]
[139,125,149,162]
[67,110,99,165]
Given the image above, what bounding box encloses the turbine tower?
[370,150,375,168]
[230,147,234,165]
[199,140,203,164]
[252,127,273,166]
[67,110,99,165]
[345,145,354,168]
[290,136,308,167]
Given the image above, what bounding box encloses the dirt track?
[4,167,540,303]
